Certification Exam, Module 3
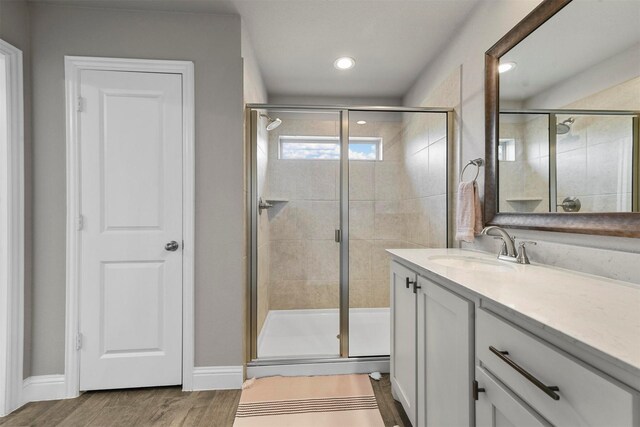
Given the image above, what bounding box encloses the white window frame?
[278,135,383,161]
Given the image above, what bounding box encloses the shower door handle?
[334,229,341,243]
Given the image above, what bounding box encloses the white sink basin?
[428,255,517,273]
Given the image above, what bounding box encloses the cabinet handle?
[406,277,417,290]
[413,281,421,294]
[489,346,560,401]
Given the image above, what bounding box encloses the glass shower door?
[347,110,449,357]
[254,109,342,359]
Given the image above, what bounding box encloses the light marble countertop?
[387,248,640,377]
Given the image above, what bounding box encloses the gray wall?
[0,0,33,379]
[29,3,245,375]
[404,0,640,283]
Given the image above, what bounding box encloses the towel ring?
[460,158,484,182]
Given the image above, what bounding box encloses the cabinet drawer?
[477,309,638,426]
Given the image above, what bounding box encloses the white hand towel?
[455,181,482,242]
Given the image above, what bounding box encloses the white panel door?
[78,69,183,390]
[390,261,417,426]
[416,277,473,427]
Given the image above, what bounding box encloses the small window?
[279,136,382,161]
[498,138,516,161]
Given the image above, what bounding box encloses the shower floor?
[257,308,390,359]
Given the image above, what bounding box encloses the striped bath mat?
[233,374,385,426]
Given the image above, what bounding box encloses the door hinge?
[76,333,83,350]
[77,97,84,112]
[334,229,341,243]
[77,215,84,231]
[473,380,485,401]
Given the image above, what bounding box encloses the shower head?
[556,117,575,135]
[260,114,282,131]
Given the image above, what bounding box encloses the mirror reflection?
[497,0,640,214]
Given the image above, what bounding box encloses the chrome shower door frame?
[246,104,452,364]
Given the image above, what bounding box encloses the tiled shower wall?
[256,115,270,334]
[498,116,550,213]
[554,76,639,212]
[498,77,638,214]
[555,114,633,212]
[256,113,448,335]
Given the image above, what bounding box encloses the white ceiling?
[34,0,480,98]
[234,0,479,97]
[500,0,640,102]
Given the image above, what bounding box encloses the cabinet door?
[390,261,417,426]
[417,276,474,427]
[476,367,552,427]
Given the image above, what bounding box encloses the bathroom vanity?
[388,248,640,426]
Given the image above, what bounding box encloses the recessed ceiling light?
[356,120,367,125]
[498,62,517,74]
[334,56,355,70]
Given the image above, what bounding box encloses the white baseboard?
[22,375,67,403]
[246,359,390,379]
[191,366,243,391]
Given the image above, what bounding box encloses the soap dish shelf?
[506,198,543,203]
[258,197,288,214]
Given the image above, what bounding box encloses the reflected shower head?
[260,114,282,131]
[556,117,574,135]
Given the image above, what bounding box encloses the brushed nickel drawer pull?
[489,345,560,401]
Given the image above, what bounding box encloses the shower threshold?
[257,308,390,359]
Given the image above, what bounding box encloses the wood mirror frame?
[484,0,640,238]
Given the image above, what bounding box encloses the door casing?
[64,56,195,397]
[0,38,24,417]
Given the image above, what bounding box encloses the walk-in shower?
[499,110,640,214]
[246,105,451,375]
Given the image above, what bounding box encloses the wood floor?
[0,374,410,427]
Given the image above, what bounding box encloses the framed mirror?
[485,0,640,237]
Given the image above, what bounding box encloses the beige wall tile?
[557,148,587,197]
[349,161,375,200]
[586,138,633,197]
[350,201,375,240]
[374,160,404,201]
[268,201,303,240]
[298,161,339,200]
[427,113,447,145]
[586,116,632,147]
[423,195,448,248]
[269,280,339,310]
[307,240,340,281]
[269,240,308,281]
[374,201,406,240]
[427,137,447,196]
[349,239,372,281]
[298,200,340,240]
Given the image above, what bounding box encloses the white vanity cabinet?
[416,275,474,427]
[389,251,640,427]
[390,261,474,427]
[476,366,551,427]
[390,261,417,426]
[476,309,637,427]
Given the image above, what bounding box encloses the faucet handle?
[516,241,536,264]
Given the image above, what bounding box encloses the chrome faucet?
[481,226,536,264]
[481,226,517,258]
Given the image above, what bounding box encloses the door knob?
[165,241,180,252]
